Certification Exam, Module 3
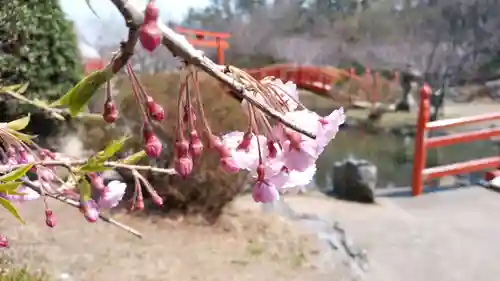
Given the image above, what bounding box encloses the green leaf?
[78,178,92,202]
[78,136,129,173]
[78,163,109,173]
[0,164,34,182]
[51,69,111,116]
[0,197,24,224]
[119,150,147,165]
[7,114,30,131]
[0,182,22,193]
[97,136,129,161]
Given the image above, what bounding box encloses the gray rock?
[331,158,377,203]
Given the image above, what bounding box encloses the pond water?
[313,126,499,190]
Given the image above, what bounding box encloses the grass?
[0,258,49,281]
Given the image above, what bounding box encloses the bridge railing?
[411,85,500,196]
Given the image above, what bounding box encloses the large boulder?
[331,158,377,203]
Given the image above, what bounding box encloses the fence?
[411,85,500,196]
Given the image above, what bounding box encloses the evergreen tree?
[0,0,82,107]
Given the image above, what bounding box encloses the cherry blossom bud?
[139,22,161,52]
[210,135,227,156]
[143,127,162,158]
[175,139,190,157]
[144,0,159,23]
[145,135,162,158]
[267,140,278,158]
[220,157,239,173]
[45,210,56,228]
[84,207,99,223]
[236,132,252,151]
[146,96,165,121]
[103,101,118,123]
[189,131,203,157]
[252,182,279,203]
[0,234,8,248]
[175,156,193,178]
[152,195,163,207]
[135,198,145,211]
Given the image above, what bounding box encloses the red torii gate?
[173,25,231,65]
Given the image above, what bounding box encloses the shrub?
[80,72,250,220]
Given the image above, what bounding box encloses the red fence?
[411,85,500,196]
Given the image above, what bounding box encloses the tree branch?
[20,178,143,238]
[107,0,316,140]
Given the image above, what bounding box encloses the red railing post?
[412,84,432,196]
[215,37,224,65]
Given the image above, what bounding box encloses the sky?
[60,0,210,44]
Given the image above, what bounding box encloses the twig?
[0,160,177,175]
[0,88,104,122]
[20,178,143,238]
[107,0,316,140]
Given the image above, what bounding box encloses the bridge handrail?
[411,85,500,196]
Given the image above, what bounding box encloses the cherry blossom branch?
[107,0,316,140]
[0,160,176,175]
[20,178,143,238]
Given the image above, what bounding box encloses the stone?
[331,158,377,203]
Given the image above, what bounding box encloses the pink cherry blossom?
[263,78,299,111]
[97,180,127,209]
[272,108,345,171]
[1,185,40,202]
[221,131,268,171]
[317,108,345,152]
[252,181,280,203]
[267,164,317,191]
[241,79,299,114]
